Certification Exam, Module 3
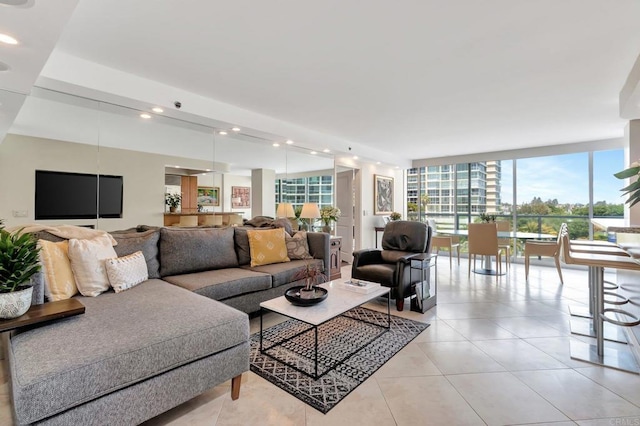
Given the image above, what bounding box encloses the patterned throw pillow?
[38,240,78,301]
[105,251,149,293]
[285,231,313,260]
[247,228,290,267]
[67,235,118,297]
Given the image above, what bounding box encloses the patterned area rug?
[250,307,430,413]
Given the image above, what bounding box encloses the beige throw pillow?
[285,231,313,260]
[68,235,117,297]
[38,240,78,301]
[247,228,290,267]
[105,251,149,293]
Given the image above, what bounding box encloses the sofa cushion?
[286,231,313,260]
[68,235,118,297]
[242,258,325,287]
[247,228,290,267]
[8,279,248,425]
[163,268,272,300]
[234,227,252,266]
[159,227,238,276]
[106,251,149,293]
[111,229,160,278]
[38,239,78,301]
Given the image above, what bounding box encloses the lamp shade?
[276,202,295,218]
[300,202,321,219]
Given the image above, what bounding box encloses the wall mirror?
[0,87,335,232]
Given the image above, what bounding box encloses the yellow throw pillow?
[38,240,78,301]
[247,228,290,267]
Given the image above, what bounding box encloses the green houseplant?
[390,212,401,221]
[0,221,41,318]
[165,193,182,212]
[614,161,640,207]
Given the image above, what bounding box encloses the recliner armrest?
[352,249,383,267]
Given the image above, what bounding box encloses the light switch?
[12,210,27,217]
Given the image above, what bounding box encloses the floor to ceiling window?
[407,148,624,246]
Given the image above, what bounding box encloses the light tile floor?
[2,259,640,425]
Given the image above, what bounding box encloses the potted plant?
[390,212,401,221]
[292,262,327,300]
[165,193,182,212]
[479,212,496,223]
[0,221,41,319]
[320,206,341,233]
[294,206,309,231]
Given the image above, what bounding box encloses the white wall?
[336,156,405,250]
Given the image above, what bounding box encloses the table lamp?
[300,202,321,230]
[276,202,295,218]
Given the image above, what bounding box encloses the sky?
[500,149,625,205]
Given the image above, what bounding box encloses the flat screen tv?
[35,170,123,220]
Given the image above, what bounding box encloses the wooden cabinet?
[180,176,198,213]
[329,236,342,280]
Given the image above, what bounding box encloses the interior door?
[336,170,354,263]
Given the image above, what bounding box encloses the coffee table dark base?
[259,297,391,380]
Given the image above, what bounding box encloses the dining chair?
[431,235,460,269]
[524,232,563,284]
[467,222,503,284]
[496,220,512,270]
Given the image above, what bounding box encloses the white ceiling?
[2,0,640,164]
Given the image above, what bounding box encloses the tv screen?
[35,170,123,220]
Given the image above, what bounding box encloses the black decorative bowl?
[284,286,328,306]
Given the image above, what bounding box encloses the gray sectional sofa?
[5,226,330,425]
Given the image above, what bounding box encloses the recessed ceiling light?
[232,127,241,132]
[286,140,294,145]
[205,169,211,172]
[273,143,280,147]
[201,173,207,176]
[152,107,163,113]
[140,113,151,119]
[0,61,9,72]
[174,165,180,169]
[376,161,381,165]
[323,149,330,153]
[0,33,18,45]
[218,131,227,135]
[311,151,317,155]
[353,156,358,160]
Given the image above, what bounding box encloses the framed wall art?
[197,186,220,206]
[231,186,251,208]
[374,175,394,215]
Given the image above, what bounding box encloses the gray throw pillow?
[111,230,161,278]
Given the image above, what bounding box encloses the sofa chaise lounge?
[5,225,330,425]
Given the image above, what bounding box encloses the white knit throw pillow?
[105,251,149,293]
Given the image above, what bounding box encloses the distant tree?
[407,202,418,213]
[567,221,590,240]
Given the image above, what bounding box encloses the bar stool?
[559,234,640,373]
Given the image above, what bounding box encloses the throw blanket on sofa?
[6,224,118,245]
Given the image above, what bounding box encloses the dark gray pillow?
[160,227,238,276]
[111,230,160,278]
[233,227,252,266]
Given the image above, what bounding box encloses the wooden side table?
[0,299,85,333]
[329,236,342,280]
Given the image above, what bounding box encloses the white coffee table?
[259,280,390,379]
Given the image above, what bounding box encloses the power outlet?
[12,210,27,217]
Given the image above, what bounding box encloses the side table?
[0,299,85,333]
[329,236,342,280]
[409,253,438,313]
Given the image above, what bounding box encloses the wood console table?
[0,299,85,333]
